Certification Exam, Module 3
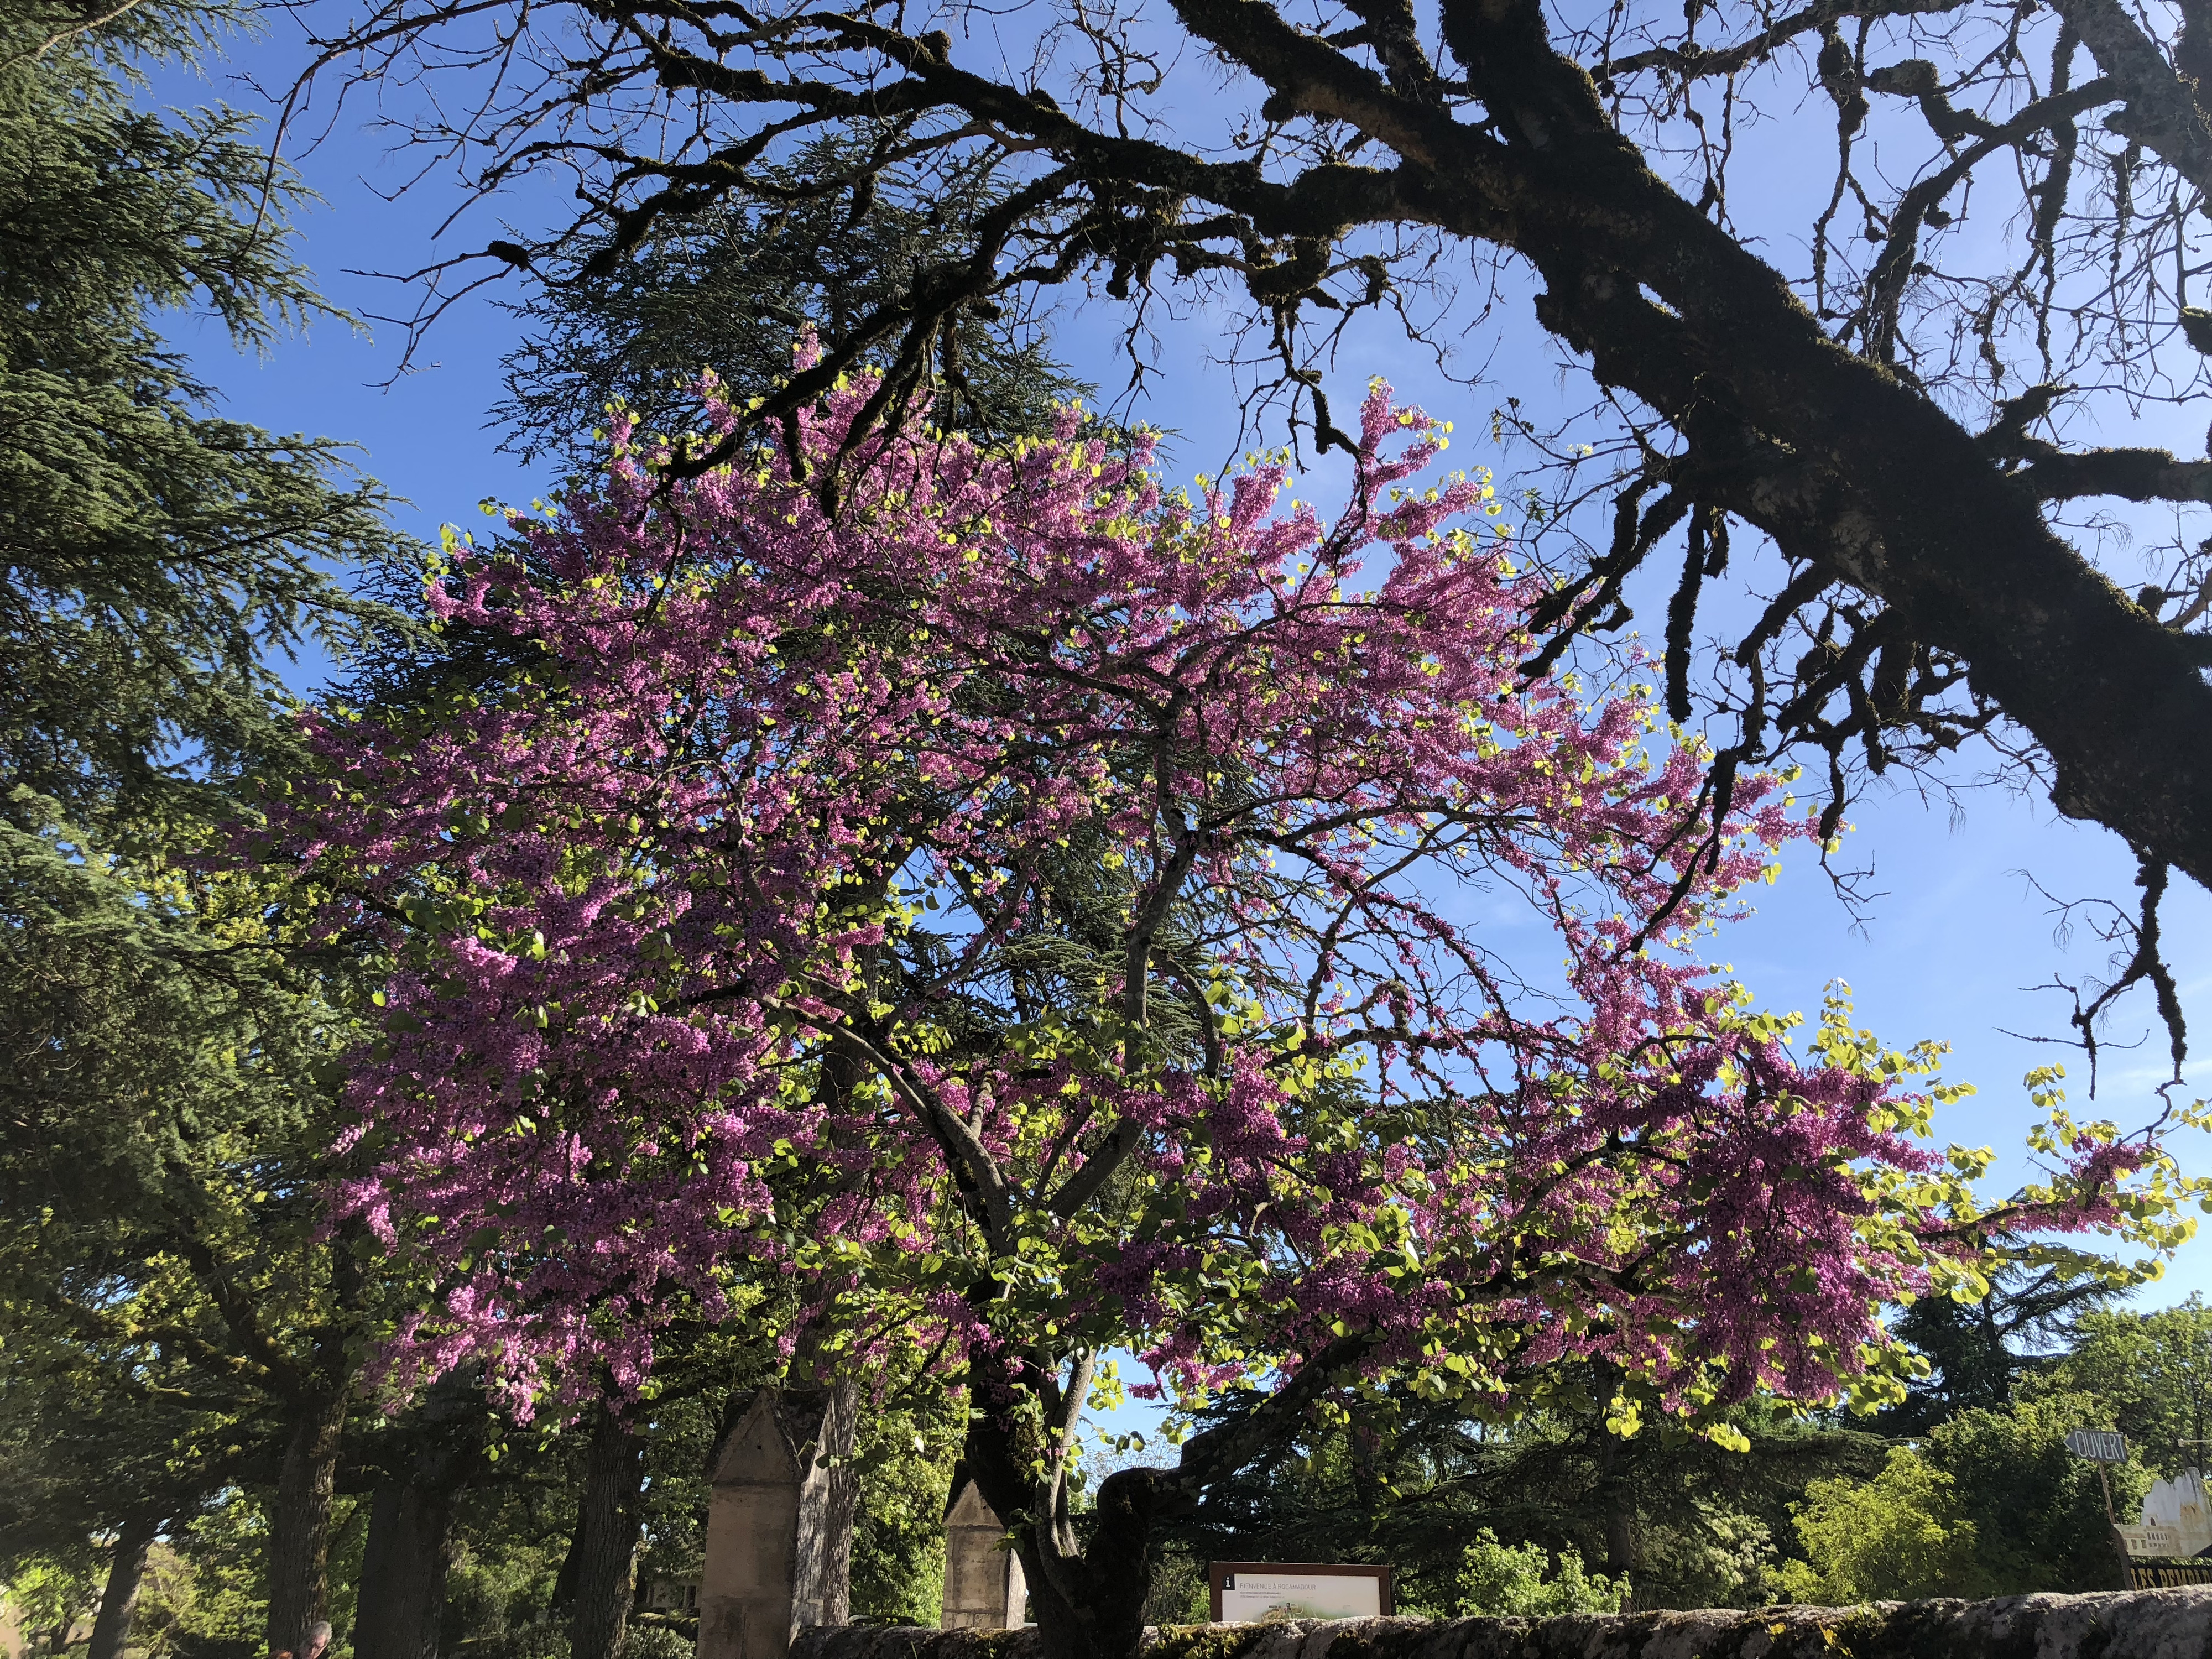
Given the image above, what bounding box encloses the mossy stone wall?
[794,1590,2212,1659]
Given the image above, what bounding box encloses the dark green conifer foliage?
[1156,1387,1887,1613]
[494,143,1088,469]
[0,0,412,832]
[1878,1266,2116,1437]
[0,3,414,1647]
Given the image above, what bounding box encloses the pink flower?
[254,373,2173,1428]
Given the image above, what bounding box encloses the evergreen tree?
[1879,1265,2116,1437]
[1157,1384,1887,1613]
[0,0,424,1646]
[0,0,413,836]
[0,837,387,1657]
[493,142,1089,473]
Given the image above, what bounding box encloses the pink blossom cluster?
[261,372,2156,1422]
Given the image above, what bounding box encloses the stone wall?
[794,1589,2212,1659]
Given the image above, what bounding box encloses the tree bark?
[961,1338,1370,1659]
[356,1475,462,1659]
[1593,1438,1635,1583]
[86,1517,156,1659]
[265,1389,349,1658]
[553,1525,582,1614]
[779,1316,863,1633]
[796,1376,861,1631]
[568,1404,646,1659]
[964,1364,1144,1659]
[356,1372,482,1659]
[1218,0,2212,890]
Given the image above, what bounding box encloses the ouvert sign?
[2067,1428,2129,1464]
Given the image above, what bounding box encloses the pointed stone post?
[698,1385,860,1659]
[940,1472,1025,1630]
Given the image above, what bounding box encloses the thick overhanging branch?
[303,0,2212,900]
[159,1195,315,1399]
[2052,0,2212,196]
[1092,1332,1374,1518]
[1404,0,2212,886]
[2014,446,2212,503]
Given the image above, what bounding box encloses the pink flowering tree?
[264,374,2194,1659]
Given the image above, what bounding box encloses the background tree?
[1777,1392,2141,1600]
[1878,1265,2118,1437]
[495,140,1088,469]
[354,1369,494,1659]
[0,1306,250,1659]
[0,840,388,1657]
[2038,1299,2212,1474]
[1772,1449,1990,1604]
[0,0,429,1643]
[0,0,410,837]
[1155,1385,1885,1611]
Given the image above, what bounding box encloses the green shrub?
[618,1626,695,1659]
[1774,1391,2136,1602]
[1454,1530,1630,1617]
[477,1620,571,1659]
[1772,1448,1984,1604]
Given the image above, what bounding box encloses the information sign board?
[1208,1563,1394,1624]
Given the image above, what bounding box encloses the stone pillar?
[698,1385,860,1659]
[940,1472,1025,1630]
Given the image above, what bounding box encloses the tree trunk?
[967,1402,1150,1659]
[962,1337,1371,1659]
[357,1372,482,1659]
[798,1376,861,1630]
[568,1405,646,1659]
[1594,1442,1635,1582]
[553,1526,582,1613]
[356,1475,462,1659]
[780,1317,863,1631]
[265,1388,349,1657]
[87,1515,158,1659]
[1009,1479,1151,1659]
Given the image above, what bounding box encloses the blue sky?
[149,11,2212,1332]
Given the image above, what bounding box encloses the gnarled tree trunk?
[87,1516,157,1659]
[568,1404,646,1659]
[266,1387,349,1658]
[962,1339,1369,1659]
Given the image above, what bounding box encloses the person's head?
[305,1623,333,1659]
